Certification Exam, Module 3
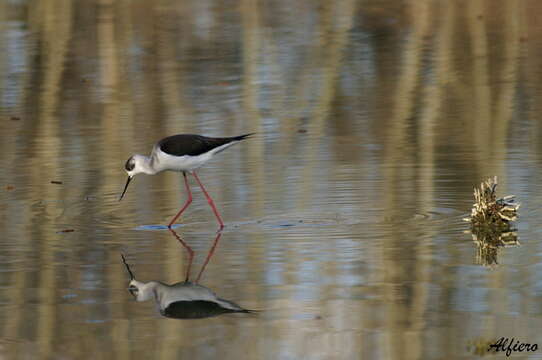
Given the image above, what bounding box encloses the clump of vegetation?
[464,176,520,266]
[464,176,520,231]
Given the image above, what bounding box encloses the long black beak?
[119,176,133,201]
[121,254,135,280]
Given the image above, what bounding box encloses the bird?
[119,133,253,229]
[121,254,255,319]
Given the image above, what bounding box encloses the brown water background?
[2,0,542,359]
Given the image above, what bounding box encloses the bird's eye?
[128,285,138,296]
[125,157,135,171]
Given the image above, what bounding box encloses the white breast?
[157,283,218,309]
[151,141,241,173]
[152,148,216,172]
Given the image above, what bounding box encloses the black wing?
[161,300,251,319]
[158,134,253,157]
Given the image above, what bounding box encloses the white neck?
[132,155,157,175]
[132,280,160,302]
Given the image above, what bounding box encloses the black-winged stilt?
[119,133,253,229]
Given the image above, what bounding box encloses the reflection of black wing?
[158,134,253,157]
[161,300,252,319]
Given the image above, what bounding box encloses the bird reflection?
[121,229,255,319]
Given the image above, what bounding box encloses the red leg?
[196,231,222,283]
[168,172,193,228]
[168,228,194,282]
[192,171,224,230]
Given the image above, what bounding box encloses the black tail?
[237,308,260,314]
[232,133,255,141]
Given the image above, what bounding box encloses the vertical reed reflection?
[381,2,432,355]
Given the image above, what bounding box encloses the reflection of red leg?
[192,171,224,230]
[168,228,194,282]
[196,231,222,283]
[168,172,193,228]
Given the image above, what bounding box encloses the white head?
[119,154,152,201]
[128,279,158,302]
[121,254,157,302]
